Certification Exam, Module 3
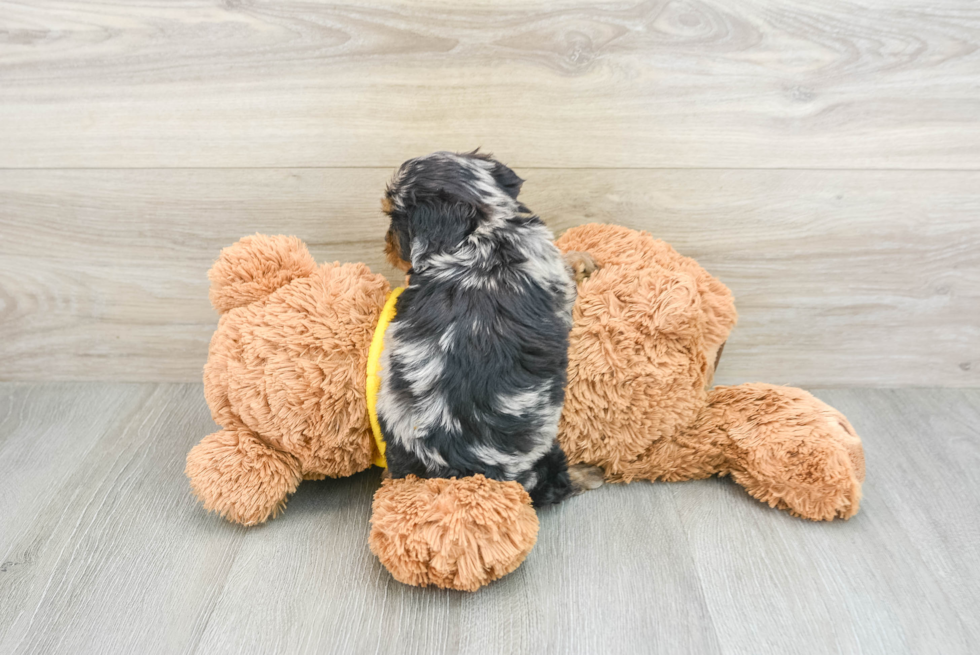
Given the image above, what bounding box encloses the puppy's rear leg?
[523,442,574,507]
[568,463,604,494]
[523,443,604,506]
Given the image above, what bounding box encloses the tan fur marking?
[384,228,411,272]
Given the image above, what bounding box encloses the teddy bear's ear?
[208,234,317,313]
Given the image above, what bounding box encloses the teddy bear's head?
[201,235,391,485]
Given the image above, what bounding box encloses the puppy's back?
[378,215,576,505]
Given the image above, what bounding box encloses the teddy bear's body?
[187,224,865,591]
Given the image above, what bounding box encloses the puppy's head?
[382,150,524,272]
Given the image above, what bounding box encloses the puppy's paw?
[564,251,600,284]
[568,464,605,494]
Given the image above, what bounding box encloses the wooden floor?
[0,383,977,654]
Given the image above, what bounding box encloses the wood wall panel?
[1,168,976,385]
[0,0,978,168]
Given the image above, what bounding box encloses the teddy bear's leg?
[186,427,302,526]
[369,475,539,591]
[698,384,865,521]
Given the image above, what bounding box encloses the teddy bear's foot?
[186,428,302,526]
[369,475,539,591]
[709,384,865,521]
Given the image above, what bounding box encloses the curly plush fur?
[187,223,865,588]
[369,475,539,591]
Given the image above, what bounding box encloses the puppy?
[377,150,601,506]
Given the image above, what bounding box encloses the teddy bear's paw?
[186,428,302,526]
[369,475,539,592]
[564,250,600,284]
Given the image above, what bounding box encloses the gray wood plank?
[516,483,721,654]
[1,384,978,654]
[815,389,980,641]
[671,388,980,655]
[0,384,247,654]
[2,168,977,386]
[0,1,978,169]
[0,383,154,616]
[195,476,721,655]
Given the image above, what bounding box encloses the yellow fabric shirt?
[365,286,405,468]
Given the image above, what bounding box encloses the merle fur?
[377,150,577,506]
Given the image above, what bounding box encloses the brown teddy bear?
[186,223,865,591]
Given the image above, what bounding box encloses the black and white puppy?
[377,150,600,506]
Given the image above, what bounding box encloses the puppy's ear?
[409,198,480,261]
[462,149,524,199]
[489,161,524,199]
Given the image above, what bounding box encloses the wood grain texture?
[1,383,978,654]
[674,387,980,654]
[0,383,153,562]
[1,168,977,385]
[0,383,250,654]
[1,0,978,168]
